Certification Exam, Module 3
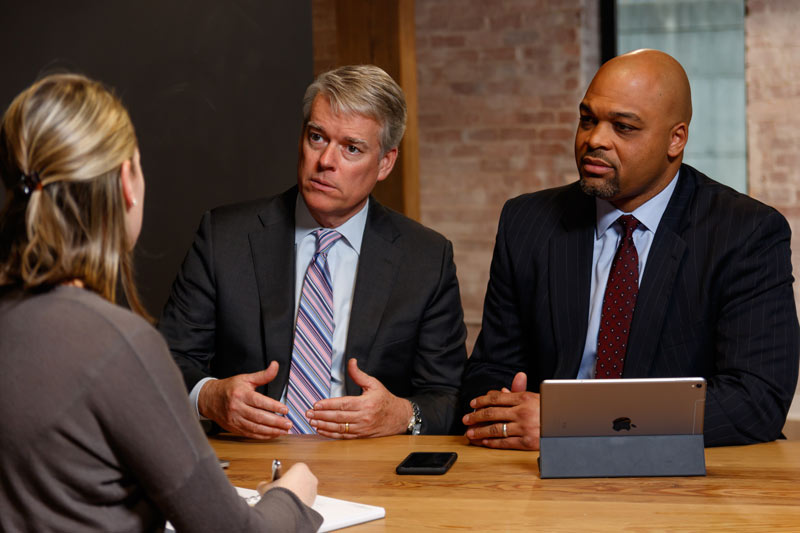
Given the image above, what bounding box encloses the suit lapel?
[624,166,693,377]
[344,198,401,395]
[551,187,595,378]
[249,188,297,399]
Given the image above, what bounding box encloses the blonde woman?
[0,74,322,532]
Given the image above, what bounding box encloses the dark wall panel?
[0,0,312,316]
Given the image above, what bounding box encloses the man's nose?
[318,143,337,170]
[585,122,612,150]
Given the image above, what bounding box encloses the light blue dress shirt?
[189,195,368,417]
[576,172,680,379]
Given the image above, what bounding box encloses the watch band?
[406,401,422,435]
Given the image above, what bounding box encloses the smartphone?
[396,452,457,475]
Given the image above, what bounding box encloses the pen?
[271,459,283,482]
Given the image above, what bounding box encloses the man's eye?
[346,145,361,155]
[615,123,634,132]
[309,132,323,142]
[579,115,595,126]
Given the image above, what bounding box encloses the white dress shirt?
[577,171,680,379]
[189,194,368,417]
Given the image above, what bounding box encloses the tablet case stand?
[538,434,705,478]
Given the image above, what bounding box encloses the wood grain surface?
[210,435,800,532]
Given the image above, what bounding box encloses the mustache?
[581,150,615,168]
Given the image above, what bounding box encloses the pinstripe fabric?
[462,164,800,445]
[287,229,342,434]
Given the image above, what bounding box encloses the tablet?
[540,377,706,437]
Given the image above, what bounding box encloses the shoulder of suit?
[685,165,785,223]
[205,188,294,227]
[500,181,584,223]
[371,201,451,246]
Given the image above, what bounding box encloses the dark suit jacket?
[461,164,800,446]
[159,187,467,434]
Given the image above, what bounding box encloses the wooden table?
[210,435,800,531]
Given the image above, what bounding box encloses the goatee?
[580,174,620,199]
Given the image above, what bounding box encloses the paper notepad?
[166,488,384,532]
[236,487,385,532]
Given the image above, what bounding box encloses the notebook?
[237,487,385,532]
[165,487,385,532]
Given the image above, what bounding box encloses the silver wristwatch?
[406,401,422,435]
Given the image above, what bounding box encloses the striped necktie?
[287,229,342,434]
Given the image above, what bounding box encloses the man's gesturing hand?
[307,358,413,438]
[198,361,292,439]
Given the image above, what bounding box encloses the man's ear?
[667,122,688,158]
[119,159,136,210]
[376,147,398,182]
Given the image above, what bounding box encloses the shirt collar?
[594,169,680,238]
[294,193,368,254]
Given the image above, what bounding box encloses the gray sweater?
[0,286,322,532]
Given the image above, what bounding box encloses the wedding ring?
[345,422,350,434]
[502,423,508,438]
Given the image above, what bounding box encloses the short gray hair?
[302,65,407,154]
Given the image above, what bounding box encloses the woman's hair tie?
[19,170,43,196]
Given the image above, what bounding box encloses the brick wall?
[746,0,800,295]
[745,0,800,436]
[415,0,599,348]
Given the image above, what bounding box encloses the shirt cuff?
[189,377,217,420]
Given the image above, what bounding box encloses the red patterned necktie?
[596,215,640,379]
[287,229,342,434]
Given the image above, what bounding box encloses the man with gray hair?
[160,65,467,439]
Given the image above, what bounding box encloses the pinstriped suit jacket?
[462,164,800,446]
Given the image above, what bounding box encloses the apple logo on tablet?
[612,417,637,431]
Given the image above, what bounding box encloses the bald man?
[460,49,799,449]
